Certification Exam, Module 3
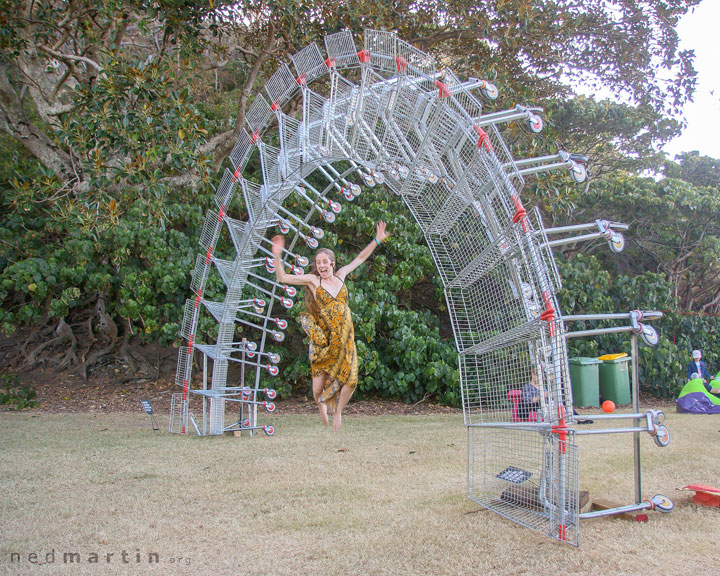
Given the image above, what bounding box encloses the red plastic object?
[678,484,720,507]
[507,389,538,422]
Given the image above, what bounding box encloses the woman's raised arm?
[337,221,389,280]
[271,236,319,288]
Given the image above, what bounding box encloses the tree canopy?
[0,0,715,398]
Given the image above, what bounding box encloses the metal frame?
[173,29,672,546]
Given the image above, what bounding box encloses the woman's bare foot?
[318,402,329,427]
[332,410,342,432]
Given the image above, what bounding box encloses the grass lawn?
[0,408,718,575]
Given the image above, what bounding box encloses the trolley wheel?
[323,211,336,223]
[330,201,342,214]
[312,227,324,239]
[570,162,587,184]
[263,425,275,436]
[265,402,276,413]
[641,324,659,347]
[274,318,288,330]
[306,237,319,249]
[653,424,670,447]
[527,113,544,133]
[373,171,385,185]
[350,183,361,196]
[481,83,499,100]
[265,388,277,399]
[650,494,674,513]
[272,331,285,342]
[608,232,625,253]
[296,255,309,267]
[242,418,251,428]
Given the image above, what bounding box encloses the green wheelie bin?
[568,357,602,407]
[598,354,632,405]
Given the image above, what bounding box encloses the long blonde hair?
[305,248,336,317]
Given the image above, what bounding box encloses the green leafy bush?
[0,372,37,410]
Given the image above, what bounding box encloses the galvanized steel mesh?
[174,28,585,545]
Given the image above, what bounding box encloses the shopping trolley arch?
[172,29,672,546]
[174,28,591,432]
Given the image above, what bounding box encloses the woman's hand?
[376,220,390,244]
[271,235,285,258]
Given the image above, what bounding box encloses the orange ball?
[602,400,616,413]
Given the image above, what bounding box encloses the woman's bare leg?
[312,373,329,426]
[333,385,355,432]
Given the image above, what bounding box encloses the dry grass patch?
[0,409,718,575]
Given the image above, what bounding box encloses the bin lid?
[600,355,632,364]
[597,353,629,361]
[569,357,602,365]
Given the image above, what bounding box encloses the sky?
[662,1,720,160]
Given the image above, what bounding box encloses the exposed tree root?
[78,298,119,380]
[25,319,74,369]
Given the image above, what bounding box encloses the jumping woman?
[271,221,389,432]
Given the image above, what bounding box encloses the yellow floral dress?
[299,280,358,412]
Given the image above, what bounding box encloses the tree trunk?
[0,65,76,182]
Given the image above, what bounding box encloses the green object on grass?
[599,355,632,405]
[569,357,602,407]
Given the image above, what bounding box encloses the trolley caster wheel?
[641,324,659,346]
[272,331,285,342]
[305,236,319,249]
[265,402,276,413]
[570,162,587,184]
[329,201,342,214]
[653,424,670,447]
[527,113,544,133]
[609,232,625,253]
[296,255,309,267]
[274,318,288,330]
[263,425,275,436]
[350,183,361,197]
[649,494,674,513]
[268,353,281,365]
[266,365,279,377]
[265,388,277,399]
[242,419,251,428]
[480,82,499,100]
[323,210,336,224]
